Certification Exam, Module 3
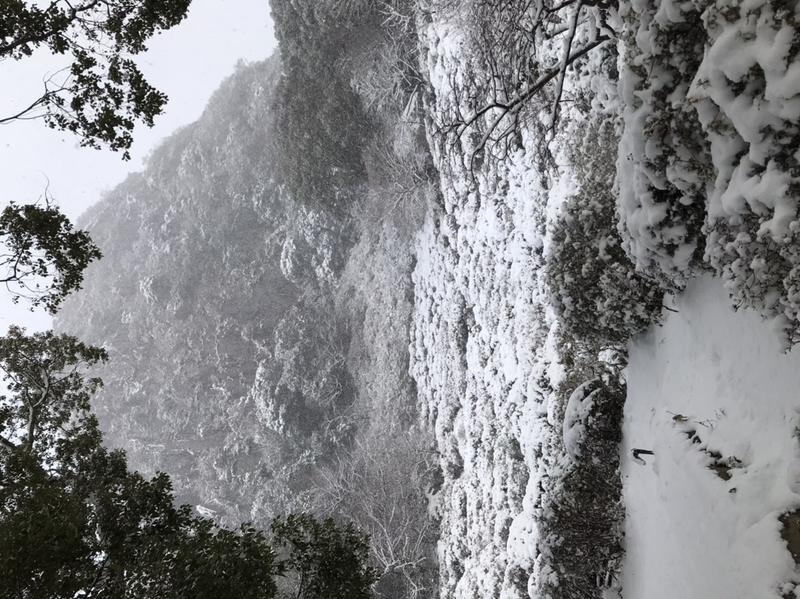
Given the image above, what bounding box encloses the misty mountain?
[56,56,358,523]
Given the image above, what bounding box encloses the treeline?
[1,1,442,598]
[1,35,374,599]
[265,3,441,598]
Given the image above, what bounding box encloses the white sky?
[0,0,277,331]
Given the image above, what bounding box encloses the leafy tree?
[0,325,106,455]
[0,2,184,311]
[0,437,280,598]
[272,513,377,599]
[0,326,260,598]
[0,201,102,313]
[0,326,375,598]
[0,0,192,158]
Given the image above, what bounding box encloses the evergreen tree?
[1,0,192,158]
[0,327,376,598]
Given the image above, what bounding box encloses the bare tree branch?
[0,435,18,452]
[462,35,609,171]
[549,0,585,133]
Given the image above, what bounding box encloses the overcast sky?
[0,0,277,331]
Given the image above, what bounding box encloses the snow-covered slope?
[410,9,588,597]
[410,117,553,598]
[56,58,360,525]
[412,1,800,595]
[623,275,800,598]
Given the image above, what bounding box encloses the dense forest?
[56,3,440,595]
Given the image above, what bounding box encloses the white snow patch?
[622,275,800,598]
[562,380,599,460]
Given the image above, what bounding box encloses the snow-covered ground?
[411,2,800,597]
[623,275,800,599]
[411,5,623,597]
[410,13,560,598]
[409,128,553,598]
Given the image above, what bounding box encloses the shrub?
[534,375,625,599]
[616,0,713,288]
[547,117,663,345]
[692,2,800,346]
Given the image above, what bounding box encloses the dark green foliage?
[0,449,97,599]
[0,202,102,313]
[0,326,107,456]
[0,0,191,157]
[536,375,625,599]
[0,327,278,598]
[0,326,375,599]
[273,513,377,599]
[547,117,663,345]
[270,0,373,214]
[0,442,280,598]
[134,516,278,599]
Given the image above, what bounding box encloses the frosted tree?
[547,117,663,345]
[690,2,800,345]
[434,0,616,170]
[615,0,712,288]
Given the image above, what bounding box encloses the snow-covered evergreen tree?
[548,117,663,345]
[691,1,800,345]
[616,0,713,288]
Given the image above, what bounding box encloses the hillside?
[55,1,800,598]
[56,57,357,522]
[408,1,800,597]
[56,48,438,596]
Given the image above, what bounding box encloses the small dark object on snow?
[709,454,742,481]
[632,448,654,465]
